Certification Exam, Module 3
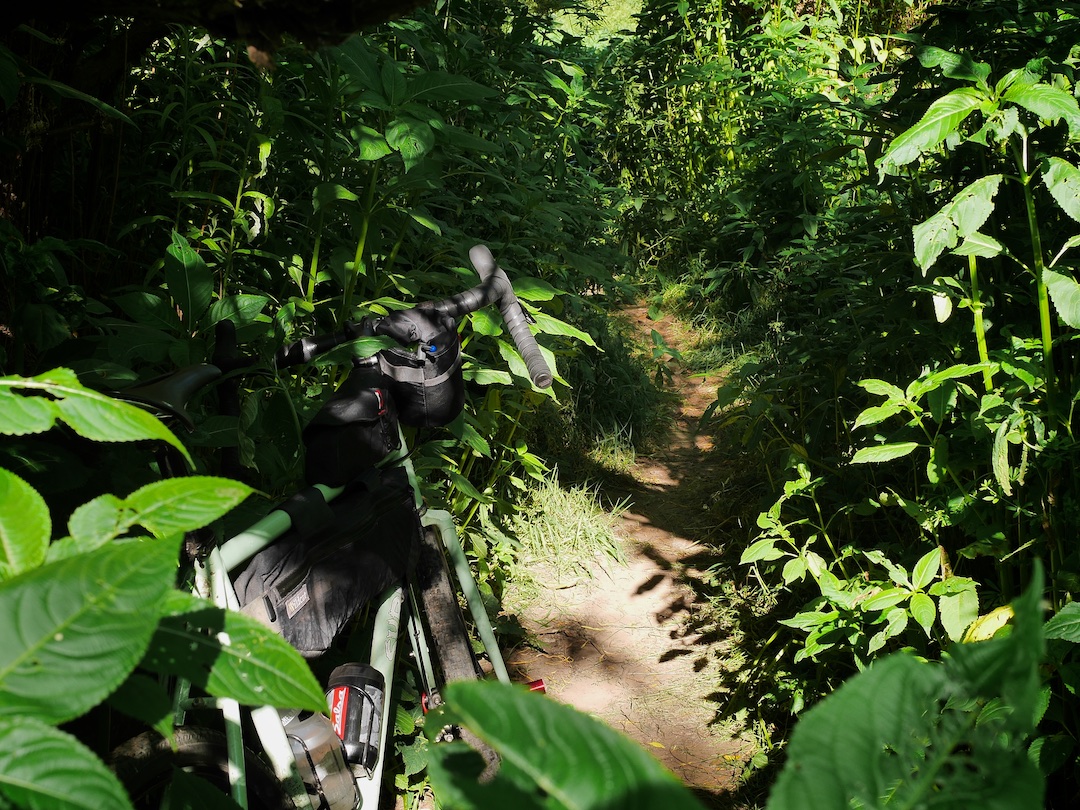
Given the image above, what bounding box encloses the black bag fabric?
[234,467,420,658]
[303,369,401,488]
[374,307,464,427]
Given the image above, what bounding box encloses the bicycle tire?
[110,727,298,810]
[413,525,499,778]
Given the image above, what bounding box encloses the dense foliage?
[7,0,1080,805]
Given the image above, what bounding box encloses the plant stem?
[967,255,994,391]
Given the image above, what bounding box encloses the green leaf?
[1043,158,1080,224]
[910,592,937,635]
[106,673,174,740]
[782,556,808,584]
[163,231,213,328]
[512,277,558,302]
[528,310,598,347]
[1003,83,1080,138]
[912,175,1003,272]
[64,494,128,554]
[860,587,909,612]
[0,369,190,462]
[912,210,957,273]
[852,442,920,464]
[912,548,941,590]
[1043,269,1080,328]
[115,291,183,332]
[0,716,134,809]
[208,294,270,327]
[431,682,704,810]
[992,421,1013,496]
[954,232,1004,258]
[351,125,393,161]
[24,76,135,126]
[386,117,435,172]
[124,477,253,538]
[853,402,904,429]
[741,538,784,564]
[405,72,498,103]
[939,585,980,641]
[1044,602,1080,643]
[915,47,990,85]
[144,594,326,714]
[0,537,179,724]
[313,183,359,211]
[0,468,49,580]
[879,88,984,174]
[858,379,905,399]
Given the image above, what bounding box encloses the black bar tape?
[469,245,553,388]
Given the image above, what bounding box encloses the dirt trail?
[506,306,753,806]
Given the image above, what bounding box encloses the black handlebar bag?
[374,308,464,427]
[235,467,420,658]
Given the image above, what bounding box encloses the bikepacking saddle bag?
[374,307,464,427]
[234,466,421,658]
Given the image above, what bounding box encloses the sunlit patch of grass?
[504,472,629,607]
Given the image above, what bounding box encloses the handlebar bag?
[303,369,401,488]
[374,308,464,427]
[235,467,420,658]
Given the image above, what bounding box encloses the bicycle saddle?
[118,364,222,431]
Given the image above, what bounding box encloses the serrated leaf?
[939,587,980,641]
[66,493,128,552]
[913,209,956,272]
[858,379,906,399]
[1004,83,1080,138]
[163,231,213,328]
[879,88,984,173]
[861,587,909,612]
[782,556,807,584]
[992,421,1013,496]
[143,595,325,713]
[386,117,435,172]
[208,294,270,327]
[853,402,904,429]
[0,370,190,462]
[350,125,392,161]
[953,232,1004,258]
[0,537,179,724]
[1043,268,1080,328]
[1044,158,1080,224]
[852,442,920,464]
[1044,602,1080,642]
[0,716,134,809]
[910,592,937,635]
[432,682,703,810]
[0,468,49,580]
[124,477,253,537]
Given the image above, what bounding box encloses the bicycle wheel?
[110,727,298,810]
[413,525,499,777]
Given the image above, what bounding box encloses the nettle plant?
[855,46,1080,603]
[0,370,327,809]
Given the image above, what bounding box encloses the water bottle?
[326,663,385,773]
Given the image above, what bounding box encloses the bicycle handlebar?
[275,245,554,389]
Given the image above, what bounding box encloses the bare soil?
[505,306,756,807]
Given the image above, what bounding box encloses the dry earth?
[504,306,756,807]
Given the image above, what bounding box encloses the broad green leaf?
[462,368,513,386]
[124,477,253,537]
[351,125,393,161]
[852,442,920,464]
[25,76,135,126]
[331,39,381,95]
[0,468,49,580]
[853,402,904,429]
[1044,602,1080,643]
[782,556,807,584]
[106,673,174,741]
[939,586,980,641]
[858,379,905,400]
[528,310,598,347]
[446,470,494,504]
[0,716,134,809]
[208,294,270,327]
[741,537,785,564]
[907,363,990,400]
[313,183,359,211]
[115,290,182,332]
[1003,83,1080,138]
[386,117,435,172]
[144,594,325,713]
[431,682,704,810]
[512,277,558,302]
[409,210,442,235]
[405,71,498,103]
[0,369,190,462]
[912,209,956,272]
[879,88,984,174]
[915,47,990,85]
[65,494,128,554]
[860,587,909,612]
[469,309,502,337]
[163,231,213,327]
[1043,269,1080,328]
[1043,158,1080,224]
[1051,234,1080,268]
[954,232,1004,258]
[912,548,941,590]
[927,436,949,485]
[913,175,1002,272]
[910,592,937,635]
[0,537,179,724]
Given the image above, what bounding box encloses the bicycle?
[106,244,552,810]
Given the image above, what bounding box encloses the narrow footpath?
[506,306,756,808]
